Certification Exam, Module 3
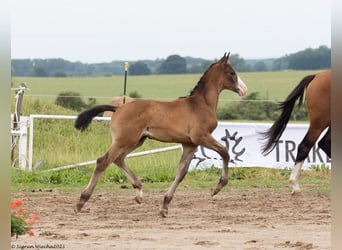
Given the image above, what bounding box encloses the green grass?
[11,165,330,196]
[12,70,321,105]
[12,75,201,103]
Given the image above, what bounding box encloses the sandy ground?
[11,185,331,250]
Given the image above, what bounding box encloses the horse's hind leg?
[114,157,143,204]
[75,144,122,212]
[318,127,331,158]
[160,144,197,217]
[113,137,147,203]
[289,127,322,194]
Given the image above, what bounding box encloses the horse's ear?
[220,53,229,64]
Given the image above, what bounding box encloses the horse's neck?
[193,86,221,112]
[190,74,222,111]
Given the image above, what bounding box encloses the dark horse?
[262,70,331,194]
[74,53,247,217]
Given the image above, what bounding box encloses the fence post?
[11,83,28,169]
[18,116,28,170]
[28,115,34,171]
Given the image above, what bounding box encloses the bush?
[54,71,67,77]
[216,105,239,120]
[55,92,97,111]
[55,91,86,111]
[237,92,279,120]
[129,90,142,98]
[216,91,308,121]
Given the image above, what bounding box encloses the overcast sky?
[11,0,331,63]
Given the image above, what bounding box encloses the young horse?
[262,70,331,194]
[74,53,248,217]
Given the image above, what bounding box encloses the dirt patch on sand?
[11,185,330,249]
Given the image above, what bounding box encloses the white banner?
[190,122,331,170]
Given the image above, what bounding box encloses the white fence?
[15,114,330,172]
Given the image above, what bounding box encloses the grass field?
[12,70,321,105]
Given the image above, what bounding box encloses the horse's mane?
[188,63,215,97]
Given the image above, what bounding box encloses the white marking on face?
[237,75,248,96]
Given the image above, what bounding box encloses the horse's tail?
[261,74,316,155]
[75,105,117,132]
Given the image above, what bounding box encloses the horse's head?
[213,52,248,96]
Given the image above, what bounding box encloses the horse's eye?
[230,71,236,76]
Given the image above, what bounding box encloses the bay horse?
[262,70,331,194]
[74,53,248,217]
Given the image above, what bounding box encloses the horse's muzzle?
[237,75,248,96]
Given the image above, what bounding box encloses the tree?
[129,61,151,75]
[158,55,187,74]
[228,54,252,72]
[272,46,331,70]
[271,57,288,71]
[188,60,214,73]
[253,61,268,72]
[288,46,331,70]
[34,67,48,77]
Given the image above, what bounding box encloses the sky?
[11,0,331,63]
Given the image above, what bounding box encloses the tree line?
[11,45,330,77]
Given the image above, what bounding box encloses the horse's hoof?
[211,188,218,197]
[291,189,301,195]
[134,196,143,204]
[160,208,168,218]
[75,202,84,213]
[74,205,80,214]
[289,181,301,195]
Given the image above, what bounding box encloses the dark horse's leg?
[318,127,331,158]
[289,126,325,194]
[160,144,197,217]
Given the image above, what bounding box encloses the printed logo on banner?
[192,128,246,167]
[274,140,331,164]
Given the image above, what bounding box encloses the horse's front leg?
[160,145,197,217]
[211,148,229,196]
[200,136,230,196]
